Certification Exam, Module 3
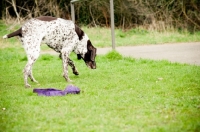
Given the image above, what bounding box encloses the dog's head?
[77,40,97,69]
[75,25,97,69]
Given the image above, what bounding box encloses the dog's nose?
[92,65,96,69]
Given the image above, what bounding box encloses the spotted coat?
[3,16,97,88]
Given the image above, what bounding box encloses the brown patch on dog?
[7,28,22,38]
[75,25,84,40]
[36,16,57,21]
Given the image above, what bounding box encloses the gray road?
[97,42,200,66]
[42,42,200,66]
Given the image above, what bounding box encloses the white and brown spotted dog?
[3,16,97,88]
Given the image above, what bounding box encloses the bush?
[105,50,123,60]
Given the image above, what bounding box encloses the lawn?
[0,47,200,132]
[0,22,200,131]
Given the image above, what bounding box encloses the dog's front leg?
[68,59,79,75]
[61,48,72,82]
[59,53,79,75]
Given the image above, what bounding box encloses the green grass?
[1,20,200,48]
[0,21,200,131]
[0,47,200,132]
[82,27,200,47]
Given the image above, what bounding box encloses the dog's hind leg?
[22,38,41,88]
[24,52,40,87]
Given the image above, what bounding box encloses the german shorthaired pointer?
[3,16,97,88]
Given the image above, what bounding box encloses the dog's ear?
[90,48,96,61]
[87,40,96,61]
[77,54,82,60]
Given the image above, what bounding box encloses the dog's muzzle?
[86,61,96,69]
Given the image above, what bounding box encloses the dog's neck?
[74,34,89,55]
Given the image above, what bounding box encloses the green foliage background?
[1,0,200,31]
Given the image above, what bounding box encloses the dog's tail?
[3,28,22,39]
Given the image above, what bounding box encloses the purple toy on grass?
[33,85,80,96]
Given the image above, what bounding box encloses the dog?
[3,16,97,88]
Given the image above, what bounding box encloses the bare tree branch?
[6,0,21,23]
[181,1,200,29]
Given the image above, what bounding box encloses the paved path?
[42,42,200,66]
[97,42,200,66]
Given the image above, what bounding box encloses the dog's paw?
[63,74,72,82]
[73,71,79,75]
[67,79,72,82]
[32,79,38,83]
[25,84,31,88]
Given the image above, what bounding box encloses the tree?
[2,0,200,31]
